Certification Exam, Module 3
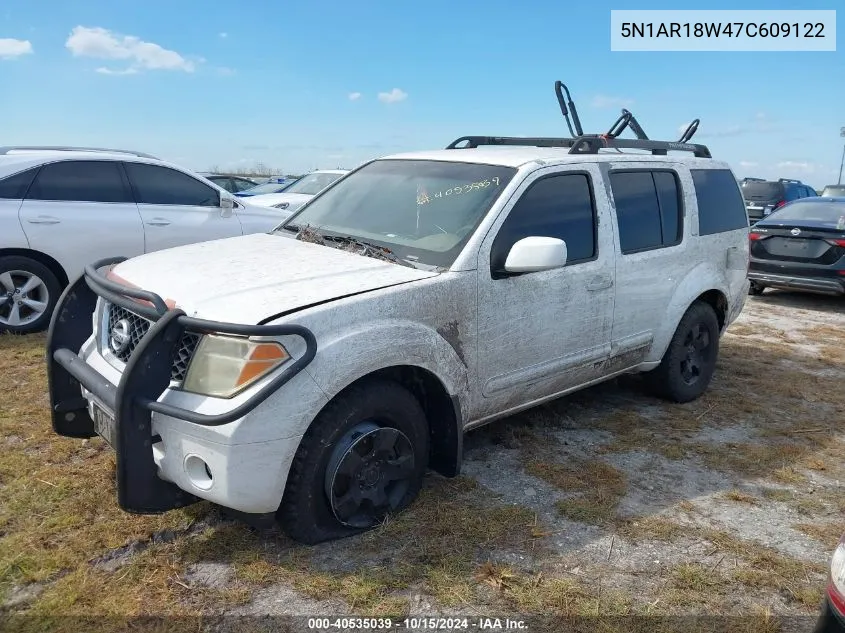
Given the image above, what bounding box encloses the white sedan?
[247,169,349,213]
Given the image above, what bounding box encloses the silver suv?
[46,106,750,544]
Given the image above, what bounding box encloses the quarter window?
[491,173,597,275]
[0,167,38,199]
[691,169,749,235]
[124,163,219,207]
[609,170,683,254]
[27,161,132,203]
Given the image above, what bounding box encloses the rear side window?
[0,167,38,199]
[124,163,219,207]
[491,172,596,274]
[609,170,683,254]
[692,169,749,235]
[27,161,131,203]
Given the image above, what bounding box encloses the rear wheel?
[278,380,429,544]
[748,281,765,296]
[0,256,61,335]
[644,301,720,403]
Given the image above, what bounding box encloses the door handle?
[146,218,171,227]
[586,274,613,291]
[27,215,61,225]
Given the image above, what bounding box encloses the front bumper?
[47,257,317,514]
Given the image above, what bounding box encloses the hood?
[246,192,313,209]
[110,233,438,323]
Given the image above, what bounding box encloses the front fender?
[648,261,730,363]
[304,319,470,414]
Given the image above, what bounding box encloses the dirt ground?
[1,289,843,633]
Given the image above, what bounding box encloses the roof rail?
[0,146,159,160]
[445,135,712,158]
[742,177,767,182]
[778,178,801,183]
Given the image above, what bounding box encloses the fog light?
[184,454,213,490]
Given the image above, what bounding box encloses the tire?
[278,379,429,544]
[643,301,720,403]
[748,282,765,296]
[0,256,62,335]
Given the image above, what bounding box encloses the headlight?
[273,202,290,210]
[182,335,290,398]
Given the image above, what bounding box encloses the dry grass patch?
[524,458,627,526]
[721,490,758,505]
[793,522,843,548]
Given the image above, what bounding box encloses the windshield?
[741,181,782,201]
[284,172,345,195]
[243,182,288,195]
[765,200,845,226]
[277,159,517,268]
[821,185,845,198]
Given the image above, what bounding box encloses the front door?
[474,164,616,421]
[122,162,243,253]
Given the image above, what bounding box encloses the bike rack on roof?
[446,80,711,158]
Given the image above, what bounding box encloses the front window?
[277,159,517,268]
[282,172,345,195]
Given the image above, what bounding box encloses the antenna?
[555,81,583,137]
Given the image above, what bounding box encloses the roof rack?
[446,81,711,159]
[778,178,802,183]
[742,177,767,182]
[0,146,159,160]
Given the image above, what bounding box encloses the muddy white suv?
[47,106,750,544]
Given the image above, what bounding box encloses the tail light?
[774,200,787,209]
[749,232,764,241]
[828,537,845,617]
[825,238,845,247]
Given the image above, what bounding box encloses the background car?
[197,172,259,194]
[814,533,845,633]
[741,177,819,223]
[247,169,348,211]
[821,184,845,198]
[747,196,845,296]
[235,179,298,198]
[0,146,290,334]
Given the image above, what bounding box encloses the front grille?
[104,303,201,382]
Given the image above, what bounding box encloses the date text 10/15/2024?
[307,617,529,630]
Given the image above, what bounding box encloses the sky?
[0,0,842,186]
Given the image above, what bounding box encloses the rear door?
[123,162,244,253]
[18,160,144,280]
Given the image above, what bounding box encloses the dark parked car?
[821,184,845,198]
[813,534,845,633]
[747,197,845,296]
[198,173,259,194]
[741,177,818,223]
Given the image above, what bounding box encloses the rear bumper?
[814,597,845,633]
[47,257,318,514]
[747,271,845,295]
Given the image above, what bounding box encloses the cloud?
[0,38,33,59]
[738,161,759,169]
[776,161,816,174]
[95,66,138,75]
[348,92,362,101]
[377,88,408,104]
[591,95,634,109]
[65,26,197,73]
[219,32,228,39]
[217,66,236,76]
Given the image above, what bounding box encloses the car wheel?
[278,379,429,544]
[0,256,61,335]
[748,282,765,296]
[644,301,720,403]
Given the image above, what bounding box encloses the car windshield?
[821,185,845,197]
[283,172,345,195]
[243,182,288,195]
[741,181,782,200]
[275,159,517,268]
[764,200,845,226]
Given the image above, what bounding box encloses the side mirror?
[220,196,235,218]
[503,236,568,274]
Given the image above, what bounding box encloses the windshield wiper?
[281,223,300,232]
[321,234,415,268]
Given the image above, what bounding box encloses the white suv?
[0,147,289,334]
[46,132,750,544]
[246,169,349,212]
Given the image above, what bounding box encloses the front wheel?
[643,301,720,403]
[0,256,61,335]
[278,380,429,544]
